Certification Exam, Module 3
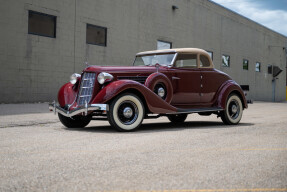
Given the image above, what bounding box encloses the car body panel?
[55,48,247,118]
[91,80,177,114]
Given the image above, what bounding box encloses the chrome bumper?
[48,102,108,117]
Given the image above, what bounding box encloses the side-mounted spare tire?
[145,72,173,103]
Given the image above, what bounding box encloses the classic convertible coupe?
[49,48,247,131]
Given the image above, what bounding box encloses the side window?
[200,55,210,67]
[175,54,197,68]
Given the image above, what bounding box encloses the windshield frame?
[133,52,178,67]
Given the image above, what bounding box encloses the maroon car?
[49,48,247,131]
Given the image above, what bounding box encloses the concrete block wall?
[0,0,286,103]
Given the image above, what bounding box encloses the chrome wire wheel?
[221,94,243,125]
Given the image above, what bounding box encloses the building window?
[207,51,213,60]
[243,59,249,70]
[255,62,261,72]
[157,40,172,50]
[86,24,107,46]
[28,10,56,38]
[222,55,230,67]
[268,65,272,74]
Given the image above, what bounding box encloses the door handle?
[172,76,180,80]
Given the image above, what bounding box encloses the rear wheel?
[107,93,145,132]
[220,94,243,125]
[167,114,188,123]
[58,113,91,128]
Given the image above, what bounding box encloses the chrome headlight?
[70,73,81,84]
[97,72,114,84]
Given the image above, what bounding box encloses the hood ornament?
[84,59,90,69]
[155,63,160,73]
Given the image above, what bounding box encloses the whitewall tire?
[221,94,243,125]
[107,93,145,131]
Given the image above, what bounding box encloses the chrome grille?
[117,76,148,84]
[77,72,96,105]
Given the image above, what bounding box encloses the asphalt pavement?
[0,102,286,192]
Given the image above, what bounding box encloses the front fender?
[57,83,77,107]
[216,80,248,109]
[91,80,177,114]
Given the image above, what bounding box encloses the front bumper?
[49,102,108,117]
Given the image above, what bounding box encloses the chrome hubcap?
[123,107,133,118]
[231,105,238,114]
[228,100,240,119]
[158,87,165,98]
[117,101,138,125]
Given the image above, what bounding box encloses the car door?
[200,54,226,105]
[170,53,201,108]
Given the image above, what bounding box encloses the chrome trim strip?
[49,103,108,118]
[169,52,178,68]
[167,108,224,115]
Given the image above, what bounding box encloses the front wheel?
[220,94,243,125]
[107,93,145,132]
[58,113,91,128]
[167,114,188,123]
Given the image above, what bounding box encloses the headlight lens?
[97,72,114,84]
[70,73,81,84]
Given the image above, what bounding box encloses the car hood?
[83,65,169,74]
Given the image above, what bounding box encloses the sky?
[210,0,287,37]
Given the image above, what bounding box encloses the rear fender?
[216,80,248,109]
[91,80,177,114]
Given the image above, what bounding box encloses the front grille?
[77,72,96,105]
[117,76,148,84]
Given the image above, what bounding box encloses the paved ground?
[0,102,286,192]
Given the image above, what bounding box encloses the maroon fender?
[58,83,77,107]
[91,80,177,114]
[145,72,173,103]
[215,80,248,109]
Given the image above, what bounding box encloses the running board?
[167,107,224,114]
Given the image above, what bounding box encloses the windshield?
[133,53,176,66]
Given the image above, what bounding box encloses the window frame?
[255,62,261,72]
[243,59,249,70]
[86,24,107,47]
[28,10,57,38]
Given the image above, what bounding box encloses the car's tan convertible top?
[136,48,214,68]
[137,48,208,56]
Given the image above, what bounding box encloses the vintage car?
[49,48,247,131]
